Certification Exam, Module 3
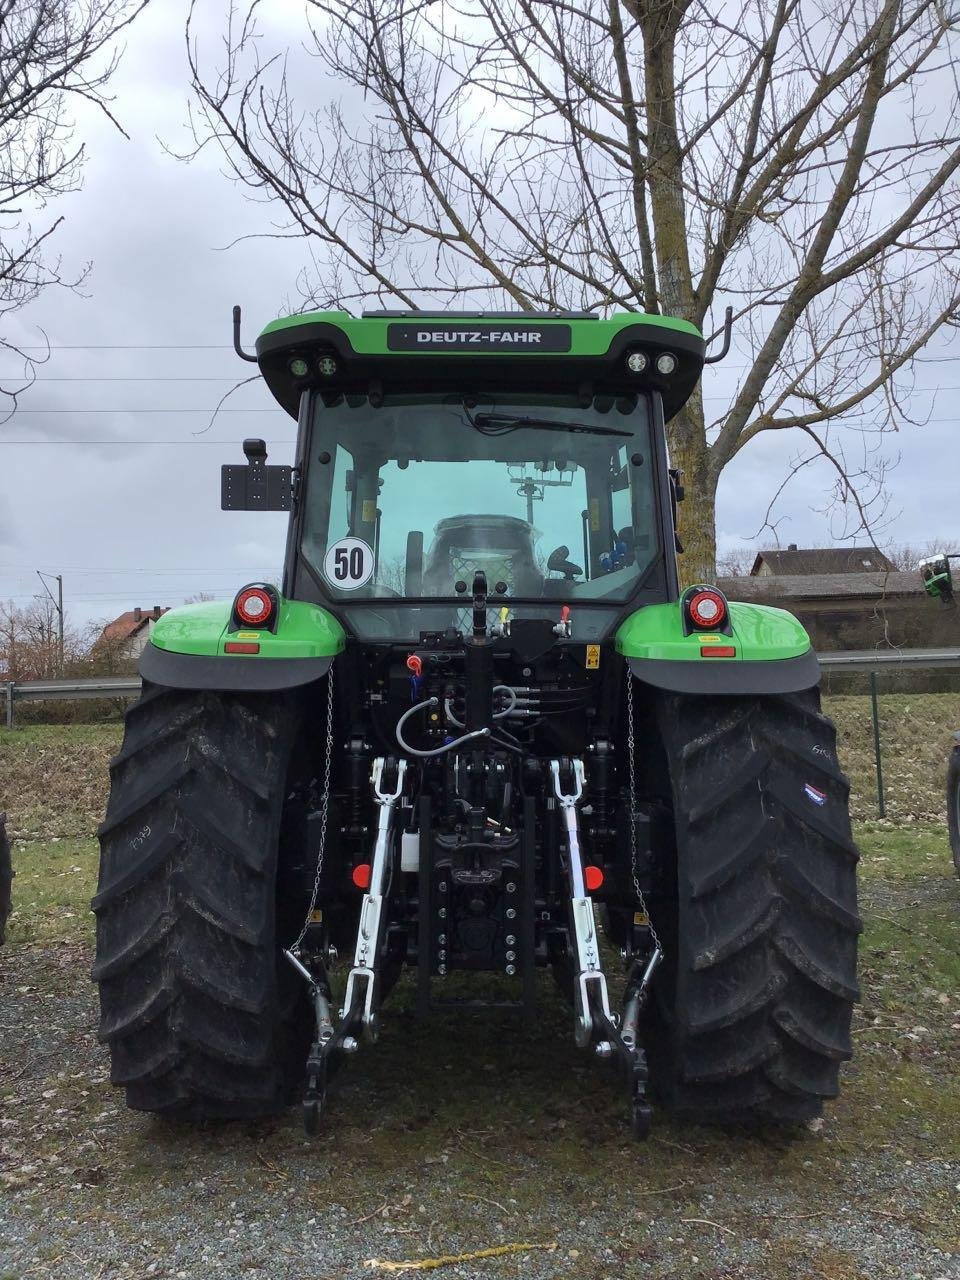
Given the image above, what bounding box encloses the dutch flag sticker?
[803,783,827,807]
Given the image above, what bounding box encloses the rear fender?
[615,598,819,695]
[140,596,345,692]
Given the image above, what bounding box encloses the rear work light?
[687,588,727,629]
[234,585,274,627]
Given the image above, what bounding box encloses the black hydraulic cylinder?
[464,637,494,731]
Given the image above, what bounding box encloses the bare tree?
[716,547,757,578]
[884,537,960,571]
[0,595,84,679]
[187,0,960,576]
[1,0,150,418]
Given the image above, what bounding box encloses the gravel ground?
[2,845,959,1280]
[2,715,959,1280]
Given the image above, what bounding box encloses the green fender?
[615,600,819,695]
[140,597,346,692]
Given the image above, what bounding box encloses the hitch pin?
[640,943,663,993]
[620,944,664,1050]
[283,949,334,1045]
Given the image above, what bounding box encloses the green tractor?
[93,309,860,1135]
[919,552,960,872]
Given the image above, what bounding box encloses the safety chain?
[290,667,335,953]
[626,675,662,955]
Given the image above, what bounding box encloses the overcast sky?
[1,2,957,635]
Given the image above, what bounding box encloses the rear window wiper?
[466,411,631,438]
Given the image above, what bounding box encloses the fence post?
[869,669,885,818]
[4,682,13,730]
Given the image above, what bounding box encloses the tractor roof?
[255,310,704,423]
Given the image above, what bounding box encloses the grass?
[4,838,98,947]
[1,691,957,846]
[0,722,120,842]
[856,821,957,880]
[1,826,958,1277]
[825,691,960,823]
[1,707,959,1279]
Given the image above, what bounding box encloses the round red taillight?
[688,589,726,629]
[235,587,273,627]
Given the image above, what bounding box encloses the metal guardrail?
[3,646,959,722]
[3,648,959,818]
[4,675,141,728]
[817,646,960,672]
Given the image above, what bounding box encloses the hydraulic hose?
[444,685,519,729]
[396,697,490,758]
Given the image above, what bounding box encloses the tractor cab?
[227,309,704,641]
[296,387,663,641]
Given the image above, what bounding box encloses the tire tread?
[649,686,859,1124]
[93,683,303,1118]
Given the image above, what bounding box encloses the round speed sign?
[323,537,375,590]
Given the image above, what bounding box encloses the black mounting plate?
[221,461,292,511]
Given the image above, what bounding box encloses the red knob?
[584,865,604,892]
[352,863,372,890]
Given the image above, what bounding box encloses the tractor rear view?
[93,309,859,1134]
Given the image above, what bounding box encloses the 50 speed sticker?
[324,537,375,590]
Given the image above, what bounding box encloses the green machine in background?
[93,306,859,1136]
[919,553,960,872]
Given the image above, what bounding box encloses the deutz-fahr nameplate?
[387,323,571,352]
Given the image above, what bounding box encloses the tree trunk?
[671,384,717,585]
[631,1,714,580]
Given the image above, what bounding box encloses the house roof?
[99,607,169,643]
[720,571,922,601]
[750,546,893,575]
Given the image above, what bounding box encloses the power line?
[13,376,257,382]
[8,344,235,350]
[4,342,957,371]
[2,412,956,448]
[6,408,283,414]
[0,439,296,446]
[1,563,281,573]
[5,376,959,397]
[1,580,274,598]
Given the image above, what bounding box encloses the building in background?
[95,607,170,663]
[750,544,893,576]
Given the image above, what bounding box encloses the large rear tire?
[645,686,860,1124]
[93,682,309,1118]
[948,744,960,877]
[0,813,11,946]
